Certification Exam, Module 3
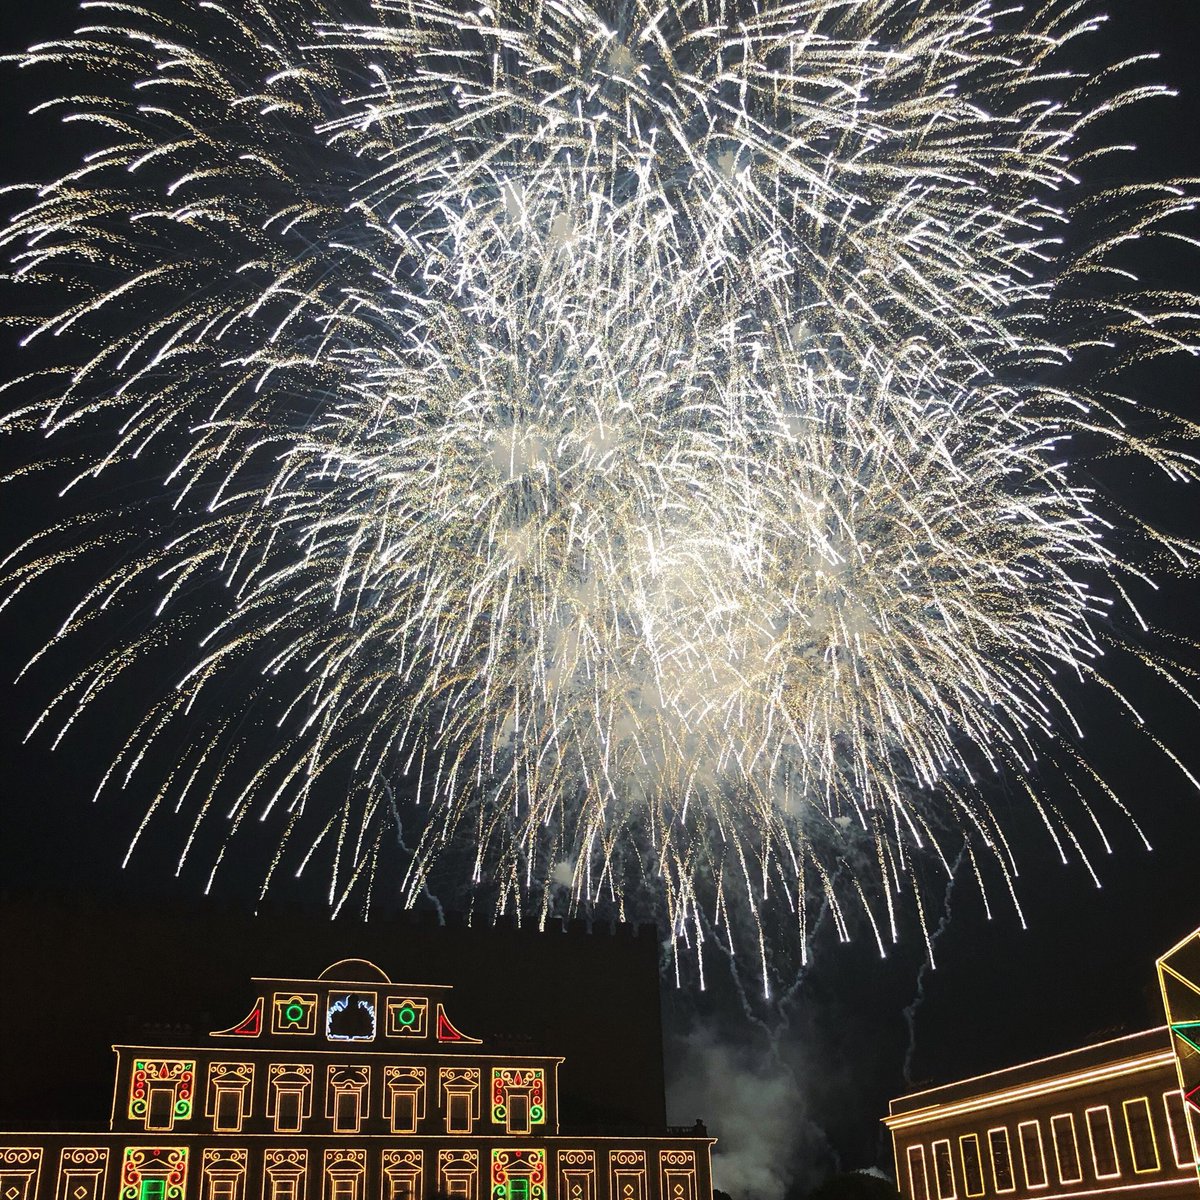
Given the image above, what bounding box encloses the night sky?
[0,3,1198,1197]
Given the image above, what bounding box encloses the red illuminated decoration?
[210,998,263,1038]
[436,1004,481,1044]
[1186,1083,1200,1116]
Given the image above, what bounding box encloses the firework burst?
[2,0,1198,987]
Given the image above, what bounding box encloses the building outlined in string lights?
[885,1026,1200,1200]
[1159,925,1200,1179]
[0,958,714,1200]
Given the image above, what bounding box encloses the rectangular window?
[445,1178,471,1200]
[907,1146,929,1200]
[931,1141,955,1200]
[509,1181,530,1200]
[140,1182,167,1200]
[1051,1114,1082,1183]
[60,1170,105,1200]
[959,1135,984,1198]
[662,1169,695,1200]
[1124,1097,1160,1173]
[987,1129,1015,1193]
[391,1090,419,1135]
[561,1171,594,1200]
[269,1177,300,1200]
[329,1179,358,1200]
[147,1086,176,1132]
[385,1175,418,1200]
[332,1090,362,1134]
[213,1088,243,1132]
[612,1171,644,1200]
[447,1091,473,1135]
[1164,1090,1196,1168]
[206,1179,238,1200]
[1019,1121,1047,1189]
[275,1089,303,1133]
[1086,1106,1120,1179]
[507,1091,531,1136]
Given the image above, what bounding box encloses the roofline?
[112,1046,566,1063]
[251,977,453,989]
[1156,925,1200,969]
[889,1026,1169,1111]
[885,1031,1175,1131]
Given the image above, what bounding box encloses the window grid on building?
[1017,1121,1047,1190]
[986,1129,1015,1194]
[1122,1097,1160,1174]
[1084,1106,1120,1180]
[907,1146,929,1200]
[957,1135,984,1198]
[931,1141,955,1200]
[1050,1114,1082,1184]
[1163,1089,1197,1168]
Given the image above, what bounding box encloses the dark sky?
[0,3,1198,1197]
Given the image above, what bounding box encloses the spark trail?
[2,0,1198,985]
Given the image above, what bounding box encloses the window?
[507,1090,531,1136]
[662,1168,695,1200]
[1085,1107,1120,1179]
[59,1171,104,1200]
[147,1086,176,1131]
[509,1181,531,1200]
[1164,1090,1197,1168]
[140,1181,166,1200]
[385,1174,418,1200]
[1051,1114,1082,1183]
[931,1142,955,1200]
[445,1177,472,1200]
[987,1129,1015,1193]
[276,1089,304,1133]
[907,1146,929,1200]
[958,1135,984,1198]
[561,1171,594,1200]
[205,1179,238,1200]
[391,1089,418,1134]
[1019,1122,1047,1189]
[612,1171,644,1200]
[269,1178,300,1200]
[1123,1098,1160,1173]
[269,1066,313,1132]
[328,1179,358,1200]
[385,1067,426,1134]
[447,1090,473,1135]
[213,1088,243,1132]
[0,1172,38,1200]
[332,1090,361,1134]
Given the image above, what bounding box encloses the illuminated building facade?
[0,957,713,1200]
[1159,925,1200,1166]
[884,1028,1200,1200]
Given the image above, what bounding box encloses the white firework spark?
[2,0,1198,987]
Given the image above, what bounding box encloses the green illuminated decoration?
[386,996,429,1038]
[492,1150,545,1200]
[272,993,318,1035]
[1171,1022,1200,1056]
[121,1148,187,1200]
